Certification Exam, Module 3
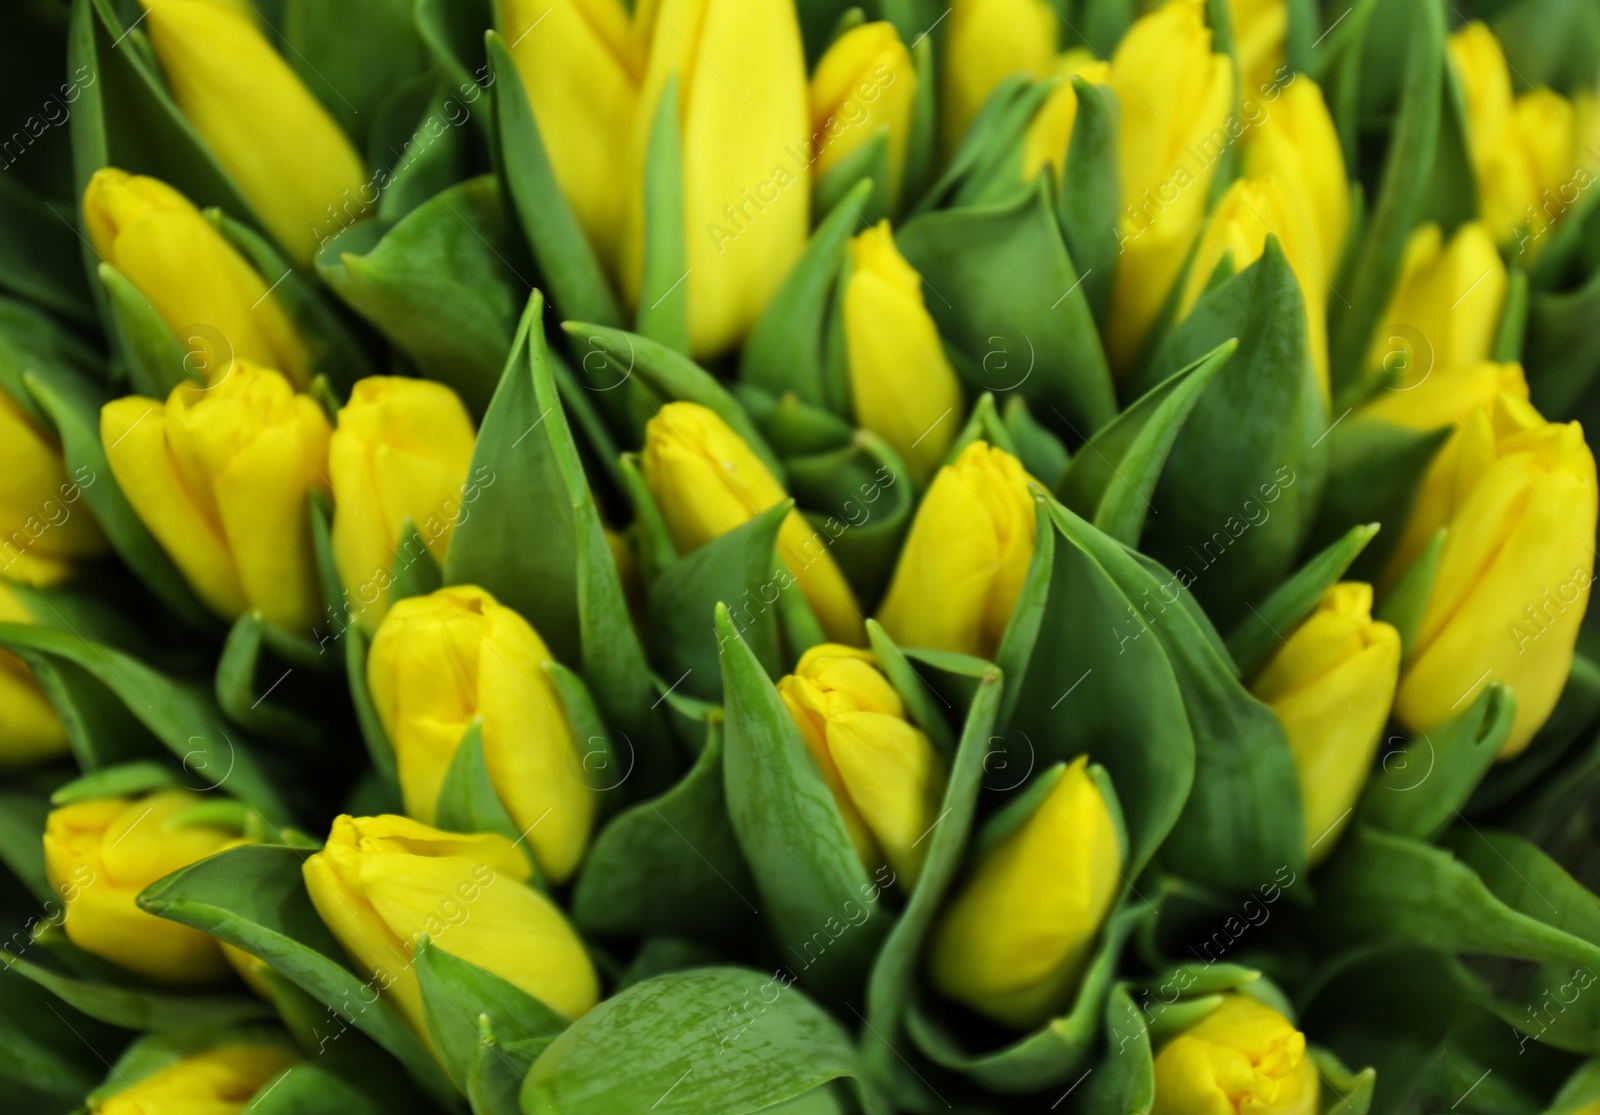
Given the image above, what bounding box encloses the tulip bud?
[624,0,810,359]
[82,168,312,388]
[366,585,595,884]
[1020,52,1113,186]
[0,583,69,767]
[1393,394,1597,759]
[44,790,245,984]
[1102,0,1235,371]
[640,402,864,644]
[810,22,918,205]
[1361,359,1529,432]
[1228,0,1289,100]
[91,1042,299,1115]
[777,644,946,888]
[137,0,369,264]
[1,389,104,587]
[875,441,1035,660]
[330,377,477,629]
[1242,77,1349,279]
[499,0,645,269]
[1250,584,1400,865]
[101,362,331,631]
[302,814,599,1032]
[942,0,1058,155]
[1366,222,1505,384]
[841,223,964,480]
[1151,995,1319,1115]
[927,756,1121,1029]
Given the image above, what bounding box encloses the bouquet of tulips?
[4,0,1600,1111]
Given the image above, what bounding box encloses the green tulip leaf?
[784,433,914,609]
[247,1048,432,1115]
[1001,395,1071,493]
[635,73,688,353]
[1494,265,1529,365]
[736,384,856,458]
[1310,1047,1378,1115]
[945,392,1018,462]
[0,176,94,327]
[1546,1059,1600,1115]
[435,719,523,849]
[938,78,1056,213]
[1309,418,1450,583]
[0,298,100,427]
[0,791,52,903]
[814,128,891,229]
[82,1023,294,1103]
[0,967,123,1108]
[281,0,430,149]
[993,498,1056,727]
[215,611,336,750]
[343,616,402,815]
[138,844,458,1106]
[900,34,937,208]
[1416,60,1478,232]
[542,660,626,808]
[1528,266,1600,421]
[1058,76,1120,327]
[97,263,196,397]
[414,0,492,113]
[367,72,476,225]
[521,967,865,1115]
[1086,983,1156,1115]
[617,451,679,584]
[1469,654,1600,815]
[1375,527,1445,660]
[1059,338,1237,547]
[862,622,957,760]
[49,761,181,808]
[469,1014,551,1115]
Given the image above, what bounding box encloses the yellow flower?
[101,363,331,630]
[927,756,1121,1030]
[82,168,312,388]
[44,790,245,984]
[777,644,946,888]
[623,0,809,359]
[366,585,595,884]
[1366,222,1506,386]
[92,1043,299,1115]
[302,814,599,1033]
[1020,51,1113,185]
[1151,995,1319,1115]
[1393,394,1597,759]
[1242,77,1349,281]
[640,402,864,644]
[0,583,69,767]
[330,377,477,629]
[1103,0,1236,371]
[942,0,1058,155]
[811,22,918,205]
[498,0,645,269]
[841,223,964,480]
[1229,0,1289,98]
[1177,175,1330,393]
[1361,359,1529,432]
[1250,583,1400,865]
[0,389,104,586]
[876,441,1035,660]
[138,0,368,264]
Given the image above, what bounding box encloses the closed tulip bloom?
[137,0,368,264]
[1242,77,1349,276]
[811,22,918,204]
[1151,995,1319,1115]
[778,644,946,888]
[0,583,69,767]
[1229,0,1288,98]
[366,585,595,884]
[1020,52,1113,185]
[624,0,809,359]
[499,0,645,269]
[1394,395,1597,758]
[1250,584,1400,865]
[842,224,964,480]
[1361,359,1529,432]
[101,363,331,630]
[0,389,104,587]
[1103,0,1235,371]
[330,377,477,628]
[927,756,1121,1029]
[942,0,1058,155]
[82,168,312,388]
[303,814,599,1031]
[641,402,864,644]
[876,441,1035,660]
[91,1043,300,1115]
[1366,222,1505,385]
[44,790,244,984]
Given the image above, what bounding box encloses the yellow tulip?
[81,168,312,388]
[1103,0,1236,371]
[1366,222,1506,386]
[1393,393,1597,758]
[330,377,477,629]
[811,22,918,205]
[640,401,864,644]
[1250,583,1400,865]
[876,441,1035,660]
[366,585,595,884]
[1019,51,1113,186]
[44,790,244,984]
[623,0,809,359]
[942,0,1058,156]
[0,583,69,767]
[777,644,946,888]
[101,363,330,630]
[927,756,1121,1030]
[137,0,368,264]
[1229,0,1289,98]
[0,388,104,587]
[498,0,645,269]
[1361,359,1529,432]
[1242,77,1349,280]
[841,223,964,480]
[302,814,599,1033]
[1151,995,1319,1115]
[92,1043,300,1115]
[1177,174,1330,393]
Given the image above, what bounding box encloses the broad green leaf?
[1002,395,1071,492]
[49,761,178,807]
[414,0,493,108]
[1087,984,1155,1115]
[1469,654,1600,815]
[470,1017,550,1115]
[434,719,522,848]
[814,129,890,229]
[993,499,1055,727]
[0,967,124,1106]
[784,433,913,610]
[1309,419,1449,583]
[97,263,194,397]
[248,1048,431,1115]
[281,0,428,149]
[215,612,335,749]
[1527,266,1600,421]
[1058,76,1120,327]
[635,74,688,352]
[1376,527,1444,659]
